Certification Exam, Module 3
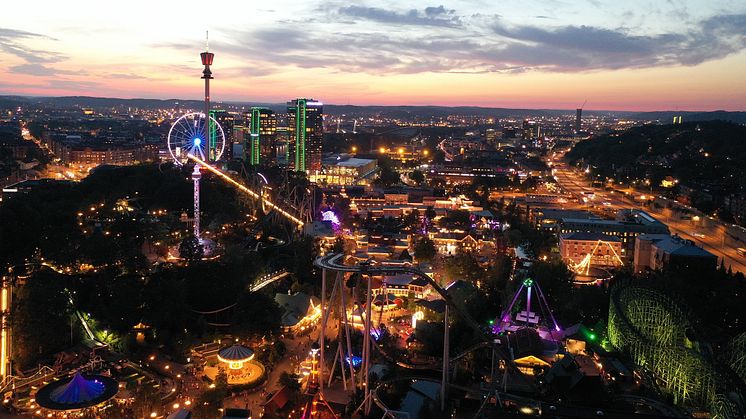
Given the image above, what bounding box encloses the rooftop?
[560,232,621,242]
[639,234,715,258]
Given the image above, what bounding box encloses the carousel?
[35,371,119,412]
[206,344,265,385]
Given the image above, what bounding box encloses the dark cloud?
[0,27,64,64]
[490,14,746,71]
[9,63,75,76]
[155,12,746,77]
[337,5,461,27]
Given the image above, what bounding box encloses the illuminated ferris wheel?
[166,112,226,165]
[167,111,226,241]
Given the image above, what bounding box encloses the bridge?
[249,269,290,292]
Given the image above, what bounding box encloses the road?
[20,124,92,180]
[549,157,746,274]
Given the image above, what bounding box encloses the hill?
[566,120,746,207]
[2,95,745,121]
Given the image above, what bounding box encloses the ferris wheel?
[167,112,226,165]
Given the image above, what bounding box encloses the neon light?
[250,108,261,165]
[193,138,201,146]
[1,284,7,378]
[321,210,340,227]
[297,99,306,172]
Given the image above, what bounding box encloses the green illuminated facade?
[246,107,276,165]
[287,98,323,174]
[208,109,233,161]
[608,285,744,418]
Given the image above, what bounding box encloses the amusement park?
[1,30,746,419]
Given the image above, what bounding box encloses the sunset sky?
[1,0,745,111]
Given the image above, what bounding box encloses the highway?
[549,156,746,274]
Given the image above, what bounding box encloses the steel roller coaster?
[312,253,532,416]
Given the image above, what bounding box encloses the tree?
[374,156,401,187]
[402,209,421,230]
[410,169,425,185]
[12,270,73,369]
[179,235,204,262]
[232,291,283,335]
[438,209,472,230]
[332,236,345,254]
[425,206,437,221]
[444,252,485,282]
[279,371,301,391]
[413,236,437,262]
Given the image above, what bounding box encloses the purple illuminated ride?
[492,278,563,342]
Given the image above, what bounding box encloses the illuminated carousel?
[35,372,118,413]
[206,344,265,385]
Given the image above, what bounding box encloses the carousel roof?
[218,344,255,362]
[36,372,118,410]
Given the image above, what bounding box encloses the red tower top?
[200,52,214,66]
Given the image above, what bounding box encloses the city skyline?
[1,1,746,111]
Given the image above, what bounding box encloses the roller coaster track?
[314,253,531,387]
[608,284,745,419]
[187,153,306,228]
[372,337,491,371]
[370,375,538,419]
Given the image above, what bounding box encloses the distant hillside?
[628,110,746,124]
[1,95,744,122]
[566,120,746,197]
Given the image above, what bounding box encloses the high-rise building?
[485,128,497,146]
[575,108,582,132]
[246,107,277,165]
[287,98,323,175]
[522,119,536,141]
[208,109,234,160]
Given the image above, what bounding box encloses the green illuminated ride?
[608,284,745,418]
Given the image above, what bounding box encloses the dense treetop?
[567,121,746,194]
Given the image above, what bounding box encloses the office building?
[208,109,234,160]
[575,108,582,132]
[287,98,323,176]
[558,209,669,257]
[485,128,498,146]
[246,107,277,165]
[522,119,535,141]
[320,154,378,186]
[633,234,717,272]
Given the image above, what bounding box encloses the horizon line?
[1,94,743,114]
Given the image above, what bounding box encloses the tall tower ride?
[192,32,215,240]
[287,98,323,176]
